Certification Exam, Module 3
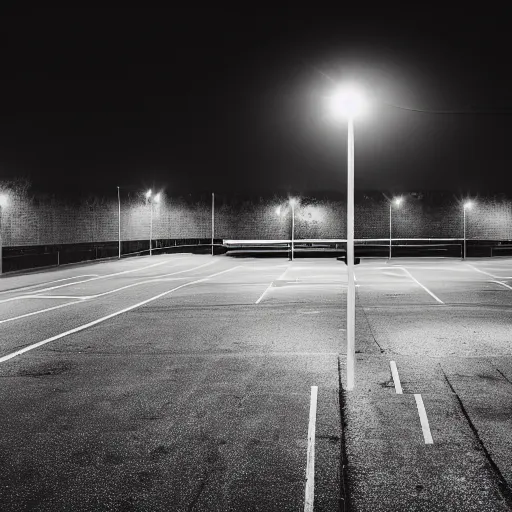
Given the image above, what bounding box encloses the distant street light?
[146,189,161,256]
[211,192,215,256]
[0,192,9,275]
[389,197,403,259]
[117,186,121,259]
[463,200,473,260]
[329,83,367,391]
[289,197,298,261]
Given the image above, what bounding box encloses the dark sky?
[0,7,511,198]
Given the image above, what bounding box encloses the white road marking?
[0,275,99,295]
[466,264,497,278]
[0,301,85,325]
[390,361,403,394]
[466,263,512,280]
[16,259,181,296]
[396,267,444,304]
[255,265,290,304]
[17,295,89,300]
[414,394,434,444]
[0,265,242,363]
[304,385,318,512]
[255,282,274,304]
[0,261,218,324]
[491,280,512,291]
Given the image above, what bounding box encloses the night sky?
[0,7,511,199]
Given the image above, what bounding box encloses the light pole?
[463,200,473,260]
[146,190,160,256]
[211,192,215,256]
[145,190,152,255]
[389,197,403,259]
[117,186,121,259]
[0,192,8,275]
[329,84,367,391]
[289,198,298,261]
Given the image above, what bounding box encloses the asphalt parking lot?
[0,254,511,511]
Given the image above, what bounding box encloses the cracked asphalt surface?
[0,254,511,511]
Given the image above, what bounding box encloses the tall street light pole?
[329,84,367,391]
[463,201,473,260]
[346,117,355,390]
[117,186,121,259]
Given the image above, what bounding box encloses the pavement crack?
[338,356,351,512]
[440,365,512,508]
[494,367,512,385]
[359,304,385,354]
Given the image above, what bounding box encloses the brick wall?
[1,186,511,247]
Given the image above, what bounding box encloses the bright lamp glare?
[0,193,8,208]
[329,84,367,119]
[275,206,281,216]
[394,197,403,207]
[464,201,473,209]
[154,193,161,203]
[145,189,152,199]
[289,197,298,206]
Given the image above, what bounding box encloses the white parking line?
[414,394,434,444]
[0,265,242,363]
[0,261,218,325]
[491,280,512,291]
[16,259,182,296]
[396,267,444,304]
[255,265,290,305]
[390,361,403,394]
[0,301,85,325]
[466,263,512,280]
[0,275,99,295]
[304,385,318,512]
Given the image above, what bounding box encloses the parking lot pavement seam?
[337,357,350,512]
[440,365,512,508]
[493,367,512,385]
[359,304,385,354]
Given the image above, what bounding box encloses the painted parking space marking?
[0,275,99,296]
[414,394,434,444]
[390,361,403,394]
[466,263,512,279]
[490,280,512,291]
[15,259,182,296]
[304,385,318,512]
[0,261,218,325]
[396,267,444,304]
[0,265,242,363]
[255,265,290,304]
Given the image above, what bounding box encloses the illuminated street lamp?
[0,192,9,275]
[463,200,473,260]
[146,189,161,256]
[389,197,403,259]
[117,186,121,259]
[329,83,367,391]
[289,197,298,261]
